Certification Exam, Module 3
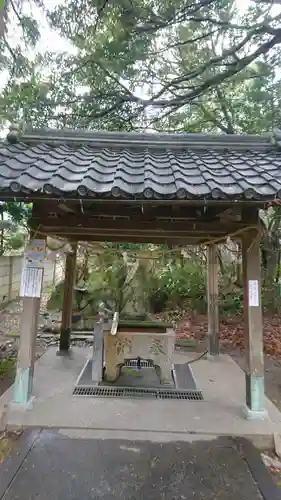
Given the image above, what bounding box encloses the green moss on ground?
[0,437,14,463]
[0,432,21,464]
[0,357,16,378]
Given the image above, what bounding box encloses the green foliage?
[6,232,25,250]
[21,15,40,47]
[0,202,31,224]
[48,250,141,316]
[46,281,64,311]
[1,0,281,131]
[92,259,129,313]
[0,202,30,255]
[147,259,244,315]
[47,243,281,321]
[219,290,243,316]
[149,262,206,313]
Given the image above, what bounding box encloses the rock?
[0,340,18,359]
[10,428,23,437]
[0,405,8,432]
[261,452,281,469]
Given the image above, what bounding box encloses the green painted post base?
[13,367,33,405]
[245,373,265,412]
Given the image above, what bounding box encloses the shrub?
[148,259,245,316]
[148,261,207,314]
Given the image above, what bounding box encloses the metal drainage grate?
[123,359,154,368]
[73,386,203,400]
[158,390,203,400]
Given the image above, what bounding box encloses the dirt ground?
[0,374,15,397]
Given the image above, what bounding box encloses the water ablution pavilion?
[1,124,281,433]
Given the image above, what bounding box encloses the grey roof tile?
[1,129,281,200]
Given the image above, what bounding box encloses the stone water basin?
[103,321,175,385]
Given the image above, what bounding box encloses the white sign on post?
[248,279,259,307]
[24,239,46,268]
[20,267,44,298]
[20,239,46,298]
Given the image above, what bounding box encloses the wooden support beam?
[33,202,242,222]
[207,244,219,356]
[242,230,267,418]
[39,232,229,246]
[36,217,246,234]
[34,220,248,246]
[58,243,77,353]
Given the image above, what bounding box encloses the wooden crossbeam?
[34,217,245,234]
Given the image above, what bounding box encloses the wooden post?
[8,256,13,301]
[52,257,57,289]
[13,236,45,405]
[58,243,77,353]
[13,298,41,404]
[242,230,267,418]
[207,244,219,355]
[91,303,105,384]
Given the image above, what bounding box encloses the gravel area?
[0,293,50,340]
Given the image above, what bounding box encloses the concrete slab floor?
[1,429,279,500]
[1,348,281,449]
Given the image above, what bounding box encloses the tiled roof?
[1,127,281,201]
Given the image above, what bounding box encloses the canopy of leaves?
[1,0,281,132]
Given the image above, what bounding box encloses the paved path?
[0,430,280,499]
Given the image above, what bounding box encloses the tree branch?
[215,87,235,134]
[111,29,281,110]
